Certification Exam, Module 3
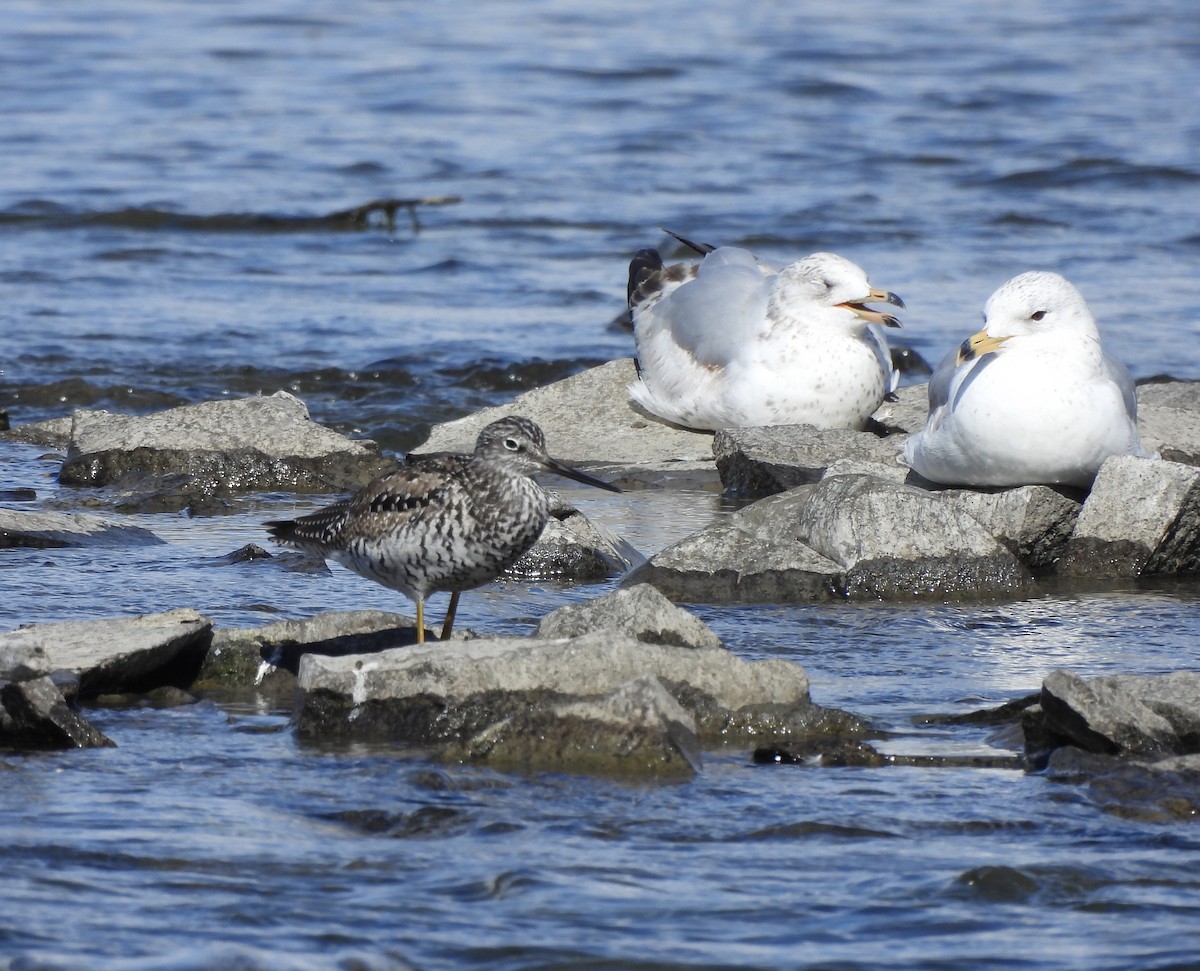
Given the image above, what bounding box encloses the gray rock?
[1039,669,1200,760]
[0,675,115,750]
[504,493,634,581]
[714,425,904,498]
[446,675,703,778]
[0,508,163,549]
[1137,379,1200,412]
[796,475,1035,599]
[0,609,213,697]
[294,631,863,755]
[628,488,844,603]
[536,583,723,649]
[1140,405,1200,468]
[0,415,74,448]
[58,391,393,494]
[413,359,719,487]
[869,383,929,434]
[821,456,911,484]
[199,609,417,689]
[1058,456,1200,577]
[945,485,1083,569]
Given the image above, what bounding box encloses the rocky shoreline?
[3,360,1199,819]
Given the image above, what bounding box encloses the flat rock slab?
[1058,456,1200,578]
[0,675,115,750]
[295,631,866,761]
[199,610,417,689]
[0,609,213,697]
[413,359,719,486]
[0,508,163,549]
[58,391,394,493]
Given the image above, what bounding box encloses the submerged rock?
[0,508,163,549]
[57,391,393,497]
[0,609,213,697]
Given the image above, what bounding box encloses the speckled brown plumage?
[265,416,619,643]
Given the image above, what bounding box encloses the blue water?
[3,1,1200,968]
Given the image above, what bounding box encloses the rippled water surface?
[3,1,1200,968]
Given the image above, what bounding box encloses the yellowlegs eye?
[1031,310,1047,321]
[503,437,520,451]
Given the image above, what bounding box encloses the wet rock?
[1057,456,1200,578]
[627,489,843,603]
[413,359,719,488]
[0,508,163,549]
[0,488,38,502]
[714,425,902,499]
[946,485,1083,569]
[633,475,1033,603]
[58,391,394,495]
[0,609,213,697]
[1037,669,1200,760]
[504,493,634,581]
[536,583,723,650]
[198,609,417,689]
[0,415,73,448]
[446,675,703,779]
[0,675,115,750]
[1044,748,1200,823]
[294,630,866,768]
[794,475,1033,599]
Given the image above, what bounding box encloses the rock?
[504,493,634,581]
[797,475,1034,599]
[1037,669,1200,760]
[0,415,73,448]
[0,609,213,697]
[536,583,723,649]
[0,675,115,750]
[1043,748,1200,823]
[0,508,163,549]
[1140,405,1200,467]
[57,392,394,495]
[294,631,865,755]
[627,488,844,603]
[1058,456,1200,578]
[869,383,929,434]
[412,359,719,487]
[446,675,703,778]
[197,610,417,688]
[945,485,1083,569]
[713,425,903,499]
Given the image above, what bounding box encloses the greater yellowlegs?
[903,271,1155,487]
[627,232,904,431]
[266,416,620,643]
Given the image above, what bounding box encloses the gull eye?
[503,437,520,451]
[1031,310,1047,321]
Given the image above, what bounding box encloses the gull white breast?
[904,271,1155,488]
